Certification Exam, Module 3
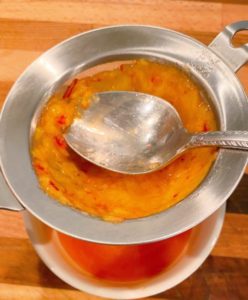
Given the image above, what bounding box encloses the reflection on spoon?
[65,91,248,174]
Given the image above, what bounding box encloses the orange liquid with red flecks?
[58,229,192,282]
[31,59,217,222]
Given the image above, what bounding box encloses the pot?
[23,205,226,299]
[0,22,247,244]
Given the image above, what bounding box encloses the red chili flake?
[35,163,44,171]
[54,136,67,149]
[180,157,185,162]
[96,203,108,211]
[150,75,161,84]
[49,180,59,191]
[120,64,124,72]
[203,122,209,132]
[93,77,102,82]
[63,78,78,99]
[56,115,66,125]
[173,193,178,198]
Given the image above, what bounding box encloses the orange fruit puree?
[58,229,191,282]
[31,59,217,222]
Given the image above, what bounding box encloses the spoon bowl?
[65,92,191,174]
[65,91,248,174]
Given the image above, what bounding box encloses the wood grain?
[227,175,248,214]
[0,18,247,53]
[0,49,40,82]
[0,284,106,300]
[212,213,248,259]
[0,1,222,32]
[0,1,248,299]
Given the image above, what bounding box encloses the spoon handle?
[190,131,248,151]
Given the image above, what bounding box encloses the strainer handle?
[190,131,248,151]
[209,21,248,72]
[0,170,23,211]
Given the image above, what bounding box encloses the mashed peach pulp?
[31,59,217,222]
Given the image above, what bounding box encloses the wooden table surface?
[0,1,248,299]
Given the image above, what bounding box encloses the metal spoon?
[65,91,248,174]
